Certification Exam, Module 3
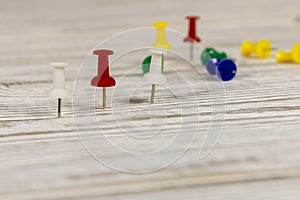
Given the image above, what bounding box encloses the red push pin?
[91,49,116,108]
[184,16,201,61]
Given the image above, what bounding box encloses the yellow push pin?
[276,43,300,64]
[240,39,274,58]
[152,22,171,50]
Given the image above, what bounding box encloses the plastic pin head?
[184,16,201,43]
[143,48,167,85]
[91,50,116,87]
[276,43,300,64]
[276,50,291,63]
[240,40,255,57]
[240,39,272,58]
[291,43,300,64]
[48,62,71,99]
[91,49,116,108]
[256,39,272,58]
[206,58,237,81]
[200,47,228,66]
[152,22,171,50]
[142,55,164,74]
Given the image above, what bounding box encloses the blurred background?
[1,0,300,74]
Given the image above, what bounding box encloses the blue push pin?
[206,58,237,81]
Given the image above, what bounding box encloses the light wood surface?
[1,0,300,199]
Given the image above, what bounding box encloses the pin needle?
[150,84,155,104]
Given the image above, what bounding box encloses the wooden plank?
[0,0,300,199]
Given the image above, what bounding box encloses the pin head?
[184,16,201,43]
[241,39,272,58]
[153,22,168,28]
[201,48,227,65]
[91,49,116,87]
[186,16,199,20]
[91,76,116,87]
[48,62,71,99]
[48,89,71,99]
[276,50,290,63]
[240,40,255,57]
[256,39,272,58]
[93,49,113,57]
[50,62,68,68]
[291,43,300,64]
[142,55,164,74]
[142,55,152,74]
[152,21,171,50]
[143,48,167,85]
[216,59,237,81]
[205,58,237,81]
[143,72,167,85]
[206,58,220,75]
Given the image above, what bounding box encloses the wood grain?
[0,0,300,199]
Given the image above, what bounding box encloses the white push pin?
[143,48,167,104]
[48,62,71,117]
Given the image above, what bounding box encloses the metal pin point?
[48,62,71,117]
[150,84,155,104]
[58,98,61,117]
[102,87,106,108]
[189,43,194,61]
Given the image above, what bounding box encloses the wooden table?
[1,0,300,199]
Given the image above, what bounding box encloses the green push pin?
[142,55,164,74]
[200,47,228,66]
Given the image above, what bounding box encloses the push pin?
[141,21,171,74]
[201,47,228,66]
[240,39,276,58]
[141,55,164,74]
[184,16,201,61]
[276,43,300,64]
[206,58,237,81]
[91,50,116,108]
[152,22,171,50]
[143,48,167,103]
[48,62,71,117]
